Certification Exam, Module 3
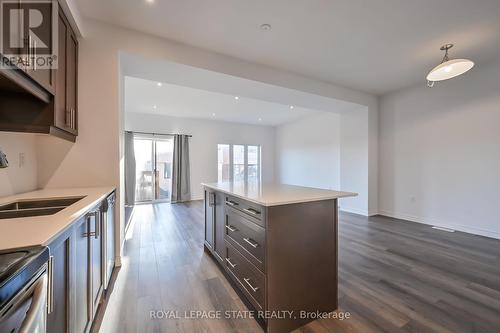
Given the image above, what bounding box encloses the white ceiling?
[77,0,500,95]
[125,76,322,126]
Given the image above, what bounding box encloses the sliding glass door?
[134,134,174,203]
[155,139,173,201]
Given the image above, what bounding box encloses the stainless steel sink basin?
[0,196,86,219]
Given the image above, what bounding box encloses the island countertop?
[0,187,115,250]
[201,182,357,207]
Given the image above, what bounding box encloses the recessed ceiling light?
[153,105,157,109]
[212,113,216,117]
[146,0,154,4]
[289,105,294,109]
[260,24,272,31]
[258,118,262,122]
[157,82,162,87]
[234,96,239,100]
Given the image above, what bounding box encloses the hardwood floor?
[97,201,500,333]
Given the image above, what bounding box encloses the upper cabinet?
[0,2,79,142]
[25,2,56,94]
[54,8,78,135]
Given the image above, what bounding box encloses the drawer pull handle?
[243,278,259,292]
[243,237,259,248]
[225,257,237,268]
[243,208,261,216]
[225,225,237,232]
[226,200,239,207]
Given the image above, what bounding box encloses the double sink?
[0,197,85,219]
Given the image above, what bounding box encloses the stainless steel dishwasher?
[101,192,116,290]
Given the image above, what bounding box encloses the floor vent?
[432,226,455,232]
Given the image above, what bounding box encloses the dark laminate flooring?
[98,201,500,333]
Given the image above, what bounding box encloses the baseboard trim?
[340,207,369,216]
[378,210,500,240]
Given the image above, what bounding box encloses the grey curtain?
[124,132,136,206]
[171,134,191,203]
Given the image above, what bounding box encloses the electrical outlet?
[19,153,25,168]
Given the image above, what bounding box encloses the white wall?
[275,110,370,215]
[379,61,500,239]
[0,133,38,197]
[275,112,340,190]
[340,107,369,214]
[125,112,275,200]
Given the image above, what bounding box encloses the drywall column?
[340,106,369,215]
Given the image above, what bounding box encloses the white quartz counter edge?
[0,187,115,250]
[201,183,357,207]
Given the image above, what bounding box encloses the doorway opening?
[133,133,174,203]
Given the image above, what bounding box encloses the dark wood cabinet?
[46,192,114,333]
[204,190,215,250]
[25,2,56,93]
[54,9,68,131]
[0,0,55,93]
[54,7,78,135]
[0,3,79,142]
[205,190,226,262]
[204,187,339,333]
[46,230,71,333]
[214,191,225,262]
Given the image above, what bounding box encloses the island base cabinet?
[205,189,226,263]
[204,186,339,333]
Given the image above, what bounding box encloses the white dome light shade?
[426,58,474,81]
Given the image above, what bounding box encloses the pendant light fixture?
[426,44,474,87]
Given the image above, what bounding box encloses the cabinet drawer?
[225,195,265,226]
[225,241,265,311]
[225,208,265,272]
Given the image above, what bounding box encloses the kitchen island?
[202,182,356,333]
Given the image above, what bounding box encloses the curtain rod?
[125,130,192,138]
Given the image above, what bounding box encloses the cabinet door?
[65,29,78,134]
[74,218,91,333]
[25,1,55,93]
[214,191,225,261]
[89,212,103,318]
[6,1,27,71]
[54,9,68,131]
[205,190,215,249]
[47,233,70,333]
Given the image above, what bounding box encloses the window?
[217,144,230,182]
[217,144,261,182]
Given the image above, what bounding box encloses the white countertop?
[0,187,115,250]
[201,182,357,207]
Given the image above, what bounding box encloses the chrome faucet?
[0,149,8,168]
